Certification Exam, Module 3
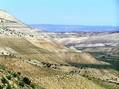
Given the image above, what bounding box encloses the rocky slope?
[0,64,44,89]
[0,9,119,89]
[47,32,119,53]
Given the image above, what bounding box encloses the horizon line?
[29,24,119,27]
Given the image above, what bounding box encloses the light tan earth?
[0,9,119,89]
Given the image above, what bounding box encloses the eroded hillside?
[0,9,119,89]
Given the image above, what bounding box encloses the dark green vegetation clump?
[90,52,119,71]
[0,65,37,89]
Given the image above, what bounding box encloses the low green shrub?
[6,84,12,89]
[19,80,25,87]
[0,85,3,89]
[23,77,31,85]
[6,75,11,80]
[1,77,8,84]
[30,84,35,89]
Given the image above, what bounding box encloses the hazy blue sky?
[0,0,119,26]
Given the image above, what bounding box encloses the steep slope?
[0,9,102,64]
[0,9,119,89]
[0,65,44,89]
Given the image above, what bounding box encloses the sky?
[0,0,119,26]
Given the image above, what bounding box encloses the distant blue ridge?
[29,24,119,32]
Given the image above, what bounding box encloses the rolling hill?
[0,9,119,89]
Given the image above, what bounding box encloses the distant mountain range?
[1,10,119,89]
[29,24,119,32]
